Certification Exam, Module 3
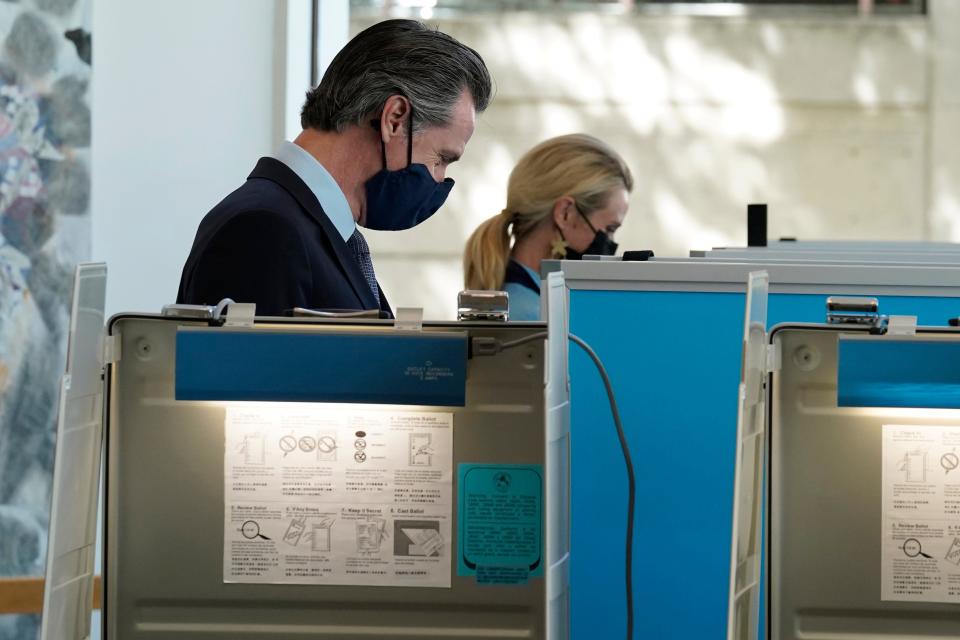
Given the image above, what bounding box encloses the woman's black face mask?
[563,204,618,260]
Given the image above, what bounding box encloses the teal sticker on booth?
[457,463,543,585]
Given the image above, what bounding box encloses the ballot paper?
[223,405,453,587]
[882,424,960,603]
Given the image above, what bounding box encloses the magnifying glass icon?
[902,538,932,559]
[241,520,271,541]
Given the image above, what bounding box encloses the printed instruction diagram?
[224,406,453,587]
[882,424,960,604]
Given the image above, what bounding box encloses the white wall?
[91,2,960,323]
[89,2,291,634]
[928,0,960,239]
[91,0,283,317]
[359,0,960,319]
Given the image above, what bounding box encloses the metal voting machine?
[545,258,960,639]
[45,266,571,640]
[729,273,960,639]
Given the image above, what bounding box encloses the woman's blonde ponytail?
[463,210,512,290]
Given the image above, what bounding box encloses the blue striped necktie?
[346,229,380,306]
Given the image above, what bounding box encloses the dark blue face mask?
[363,103,454,231]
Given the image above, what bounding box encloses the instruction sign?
[224,405,453,587]
[457,464,543,585]
[882,424,960,602]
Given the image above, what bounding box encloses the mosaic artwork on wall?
[0,0,91,636]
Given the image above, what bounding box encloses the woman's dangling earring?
[550,229,568,258]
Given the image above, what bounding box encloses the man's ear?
[377,95,411,143]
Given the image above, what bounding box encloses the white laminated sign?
[881,424,960,603]
[224,405,453,588]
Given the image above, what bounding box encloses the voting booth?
[44,265,572,640]
[729,272,960,639]
[691,238,960,264]
[544,259,960,639]
[692,248,960,264]
[735,240,960,252]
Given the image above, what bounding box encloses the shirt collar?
[512,258,540,284]
[273,141,355,242]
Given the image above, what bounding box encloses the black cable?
[568,334,635,640]
[495,331,635,639]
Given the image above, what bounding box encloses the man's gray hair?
[301,19,492,134]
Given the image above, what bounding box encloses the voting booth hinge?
[886,315,917,336]
[766,343,781,373]
[101,332,121,365]
[826,296,881,328]
[394,307,424,332]
[223,302,256,327]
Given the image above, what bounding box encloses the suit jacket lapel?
[248,158,379,310]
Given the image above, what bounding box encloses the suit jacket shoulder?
[177,158,388,317]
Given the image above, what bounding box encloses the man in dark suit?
[177,19,492,317]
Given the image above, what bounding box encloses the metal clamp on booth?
[457,289,509,322]
[826,296,882,328]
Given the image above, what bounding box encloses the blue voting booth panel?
[568,289,960,639]
[176,330,467,406]
[838,339,960,409]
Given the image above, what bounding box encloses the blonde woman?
[463,134,633,320]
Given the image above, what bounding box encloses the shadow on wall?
[353,11,930,316]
